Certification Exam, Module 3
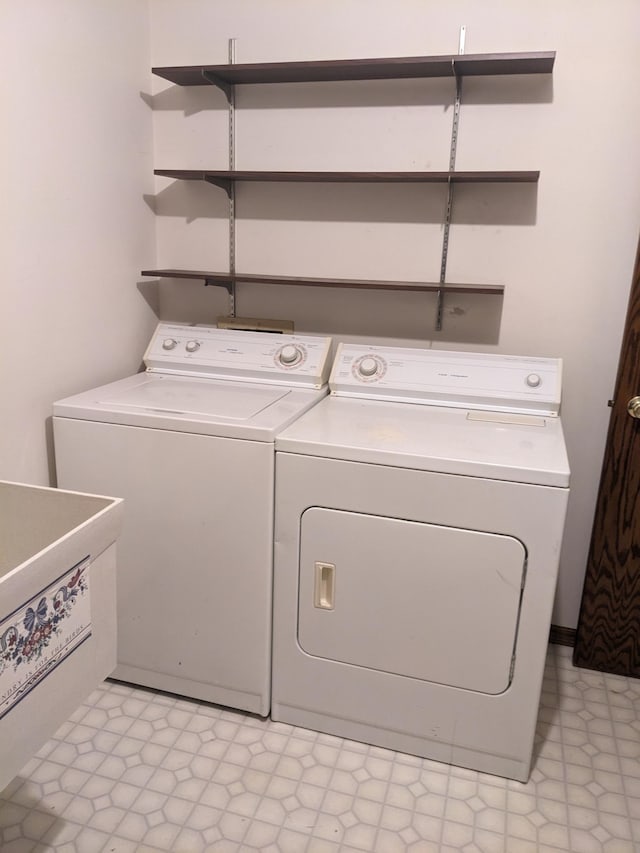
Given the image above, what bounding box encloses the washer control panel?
[145,323,332,388]
[331,343,562,416]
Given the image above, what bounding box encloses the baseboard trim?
[549,624,576,647]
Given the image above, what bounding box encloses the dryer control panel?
[144,323,332,388]
[330,343,562,416]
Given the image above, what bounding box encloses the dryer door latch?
[314,562,336,610]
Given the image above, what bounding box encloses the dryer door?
[298,508,526,695]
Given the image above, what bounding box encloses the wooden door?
[573,233,640,675]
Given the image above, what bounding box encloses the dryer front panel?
[297,508,526,695]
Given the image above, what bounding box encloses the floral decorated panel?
[0,556,91,719]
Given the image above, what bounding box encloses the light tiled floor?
[1,644,639,852]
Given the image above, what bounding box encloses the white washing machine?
[271,342,570,781]
[53,322,332,716]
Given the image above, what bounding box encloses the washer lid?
[99,374,289,420]
[54,373,328,441]
[276,395,570,487]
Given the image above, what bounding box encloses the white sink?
[0,480,123,790]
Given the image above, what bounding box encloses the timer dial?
[278,344,305,367]
[358,357,379,377]
[353,354,386,382]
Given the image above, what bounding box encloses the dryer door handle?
[314,562,335,610]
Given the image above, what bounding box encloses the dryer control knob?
[358,357,379,378]
[185,340,200,353]
[279,344,303,366]
[162,338,178,351]
[526,373,542,388]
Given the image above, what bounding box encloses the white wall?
[0,1,157,485]
[150,0,640,628]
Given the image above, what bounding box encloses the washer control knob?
[162,338,178,351]
[526,373,542,388]
[185,340,200,353]
[279,344,303,366]
[358,357,379,378]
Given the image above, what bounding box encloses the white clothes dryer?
[53,322,332,716]
[271,342,570,781]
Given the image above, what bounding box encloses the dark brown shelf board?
[155,169,539,185]
[141,269,504,296]
[152,51,555,87]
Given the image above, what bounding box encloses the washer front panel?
[298,508,525,694]
[54,417,274,714]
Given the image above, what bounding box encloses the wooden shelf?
[141,269,505,296]
[155,169,540,186]
[149,45,552,327]
[152,51,555,87]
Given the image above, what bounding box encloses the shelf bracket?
[436,25,465,332]
[204,174,233,198]
[204,277,236,319]
[201,69,233,103]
